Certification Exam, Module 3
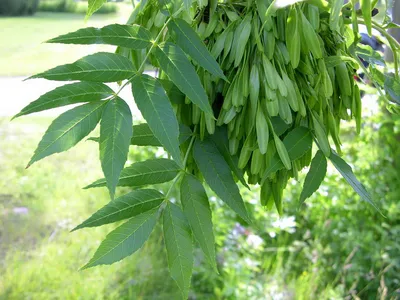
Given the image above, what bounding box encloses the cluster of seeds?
[133,0,362,209]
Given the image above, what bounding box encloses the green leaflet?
[154,42,213,116]
[29,52,136,82]
[82,209,158,269]
[193,138,251,223]
[299,150,327,205]
[261,127,313,182]
[13,82,113,119]
[27,101,107,168]
[48,24,152,50]
[168,19,227,80]
[163,202,193,300]
[84,158,181,189]
[329,0,344,32]
[100,98,133,199]
[131,74,182,165]
[329,151,381,212]
[87,0,107,18]
[181,174,217,271]
[210,126,249,189]
[73,189,164,231]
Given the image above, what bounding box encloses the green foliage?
[0,0,39,15]
[14,0,400,297]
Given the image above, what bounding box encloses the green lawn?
[0,5,131,76]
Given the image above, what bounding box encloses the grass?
[0,117,179,299]
[0,3,131,76]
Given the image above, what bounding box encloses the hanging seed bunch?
[129,0,368,211]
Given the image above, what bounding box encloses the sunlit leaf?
[13,82,113,119]
[73,189,164,231]
[84,158,181,189]
[29,52,136,82]
[28,101,107,167]
[181,174,217,271]
[87,0,107,19]
[82,209,158,269]
[163,202,193,300]
[131,74,182,165]
[48,24,152,49]
[100,98,133,199]
[154,42,213,116]
[168,19,227,80]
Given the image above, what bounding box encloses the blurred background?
[0,0,399,299]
